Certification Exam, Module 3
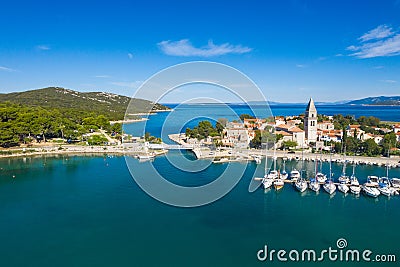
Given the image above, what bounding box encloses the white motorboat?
[254,156,262,164]
[290,169,300,181]
[350,185,361,195]
[338,175,350,184]
[367,176,379,186]
[362,184,380,198]
[390,177,400,188]
[378,176,395,197]
[378,185,393,197]
[267,170,279,179]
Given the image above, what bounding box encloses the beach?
[0,144,167,159]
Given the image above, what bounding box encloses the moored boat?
[362,184,380,198]
[309,177,320,192]
[290,169,300,181]
[323,153,336,195]
[367,176,379,186]
[295,178,308,193]
[338,181,349,194]
[349,161,361,194]
[390,177,400,188]
[274,178,285,190]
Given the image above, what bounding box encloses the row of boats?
[261,150,400,198]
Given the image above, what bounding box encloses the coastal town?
[2,97,400,168]
[170,98,400,165]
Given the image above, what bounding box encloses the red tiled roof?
[289,126,304,133]
[275,130,292,136]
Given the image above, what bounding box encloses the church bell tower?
[304,98,317,143]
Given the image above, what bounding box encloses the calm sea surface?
[1,104,400,267]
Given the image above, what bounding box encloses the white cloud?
[94,75,111,78]
[373,65,384,69]
[127,53,133,59]
[0,66,16,72]
[296,64,306,68]
[380,79,397,83]
[347,25,400,58]
[158,39,252,57]
[36,45,51,50]
[358,25,395,42]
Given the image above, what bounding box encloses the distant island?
[223,96,400,106]
[347,96,400,106]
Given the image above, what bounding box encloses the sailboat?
[337,156,349,194]
[280,150,288,180]
[272,145,285,190]
[316,149,327,183]
[309,153,320,192]
[295,171,308,192]
[378,160,396,197]
[338,148,350,184]
[294,147,307,192]
[323,153,336,194]
[262,141,273,189]
[349,160,361,195]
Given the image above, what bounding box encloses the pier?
[168,133,400,168]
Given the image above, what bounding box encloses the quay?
[168,133,400,168]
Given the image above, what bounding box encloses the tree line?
[0,102,122,147]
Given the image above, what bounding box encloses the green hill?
[348,96,400,106]
[0,87,170,120]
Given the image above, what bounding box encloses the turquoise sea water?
[1,104,400,267]
[1,155,400,267]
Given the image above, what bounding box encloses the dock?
[253,177,400,194]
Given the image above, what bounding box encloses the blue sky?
[0,0,400,103]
